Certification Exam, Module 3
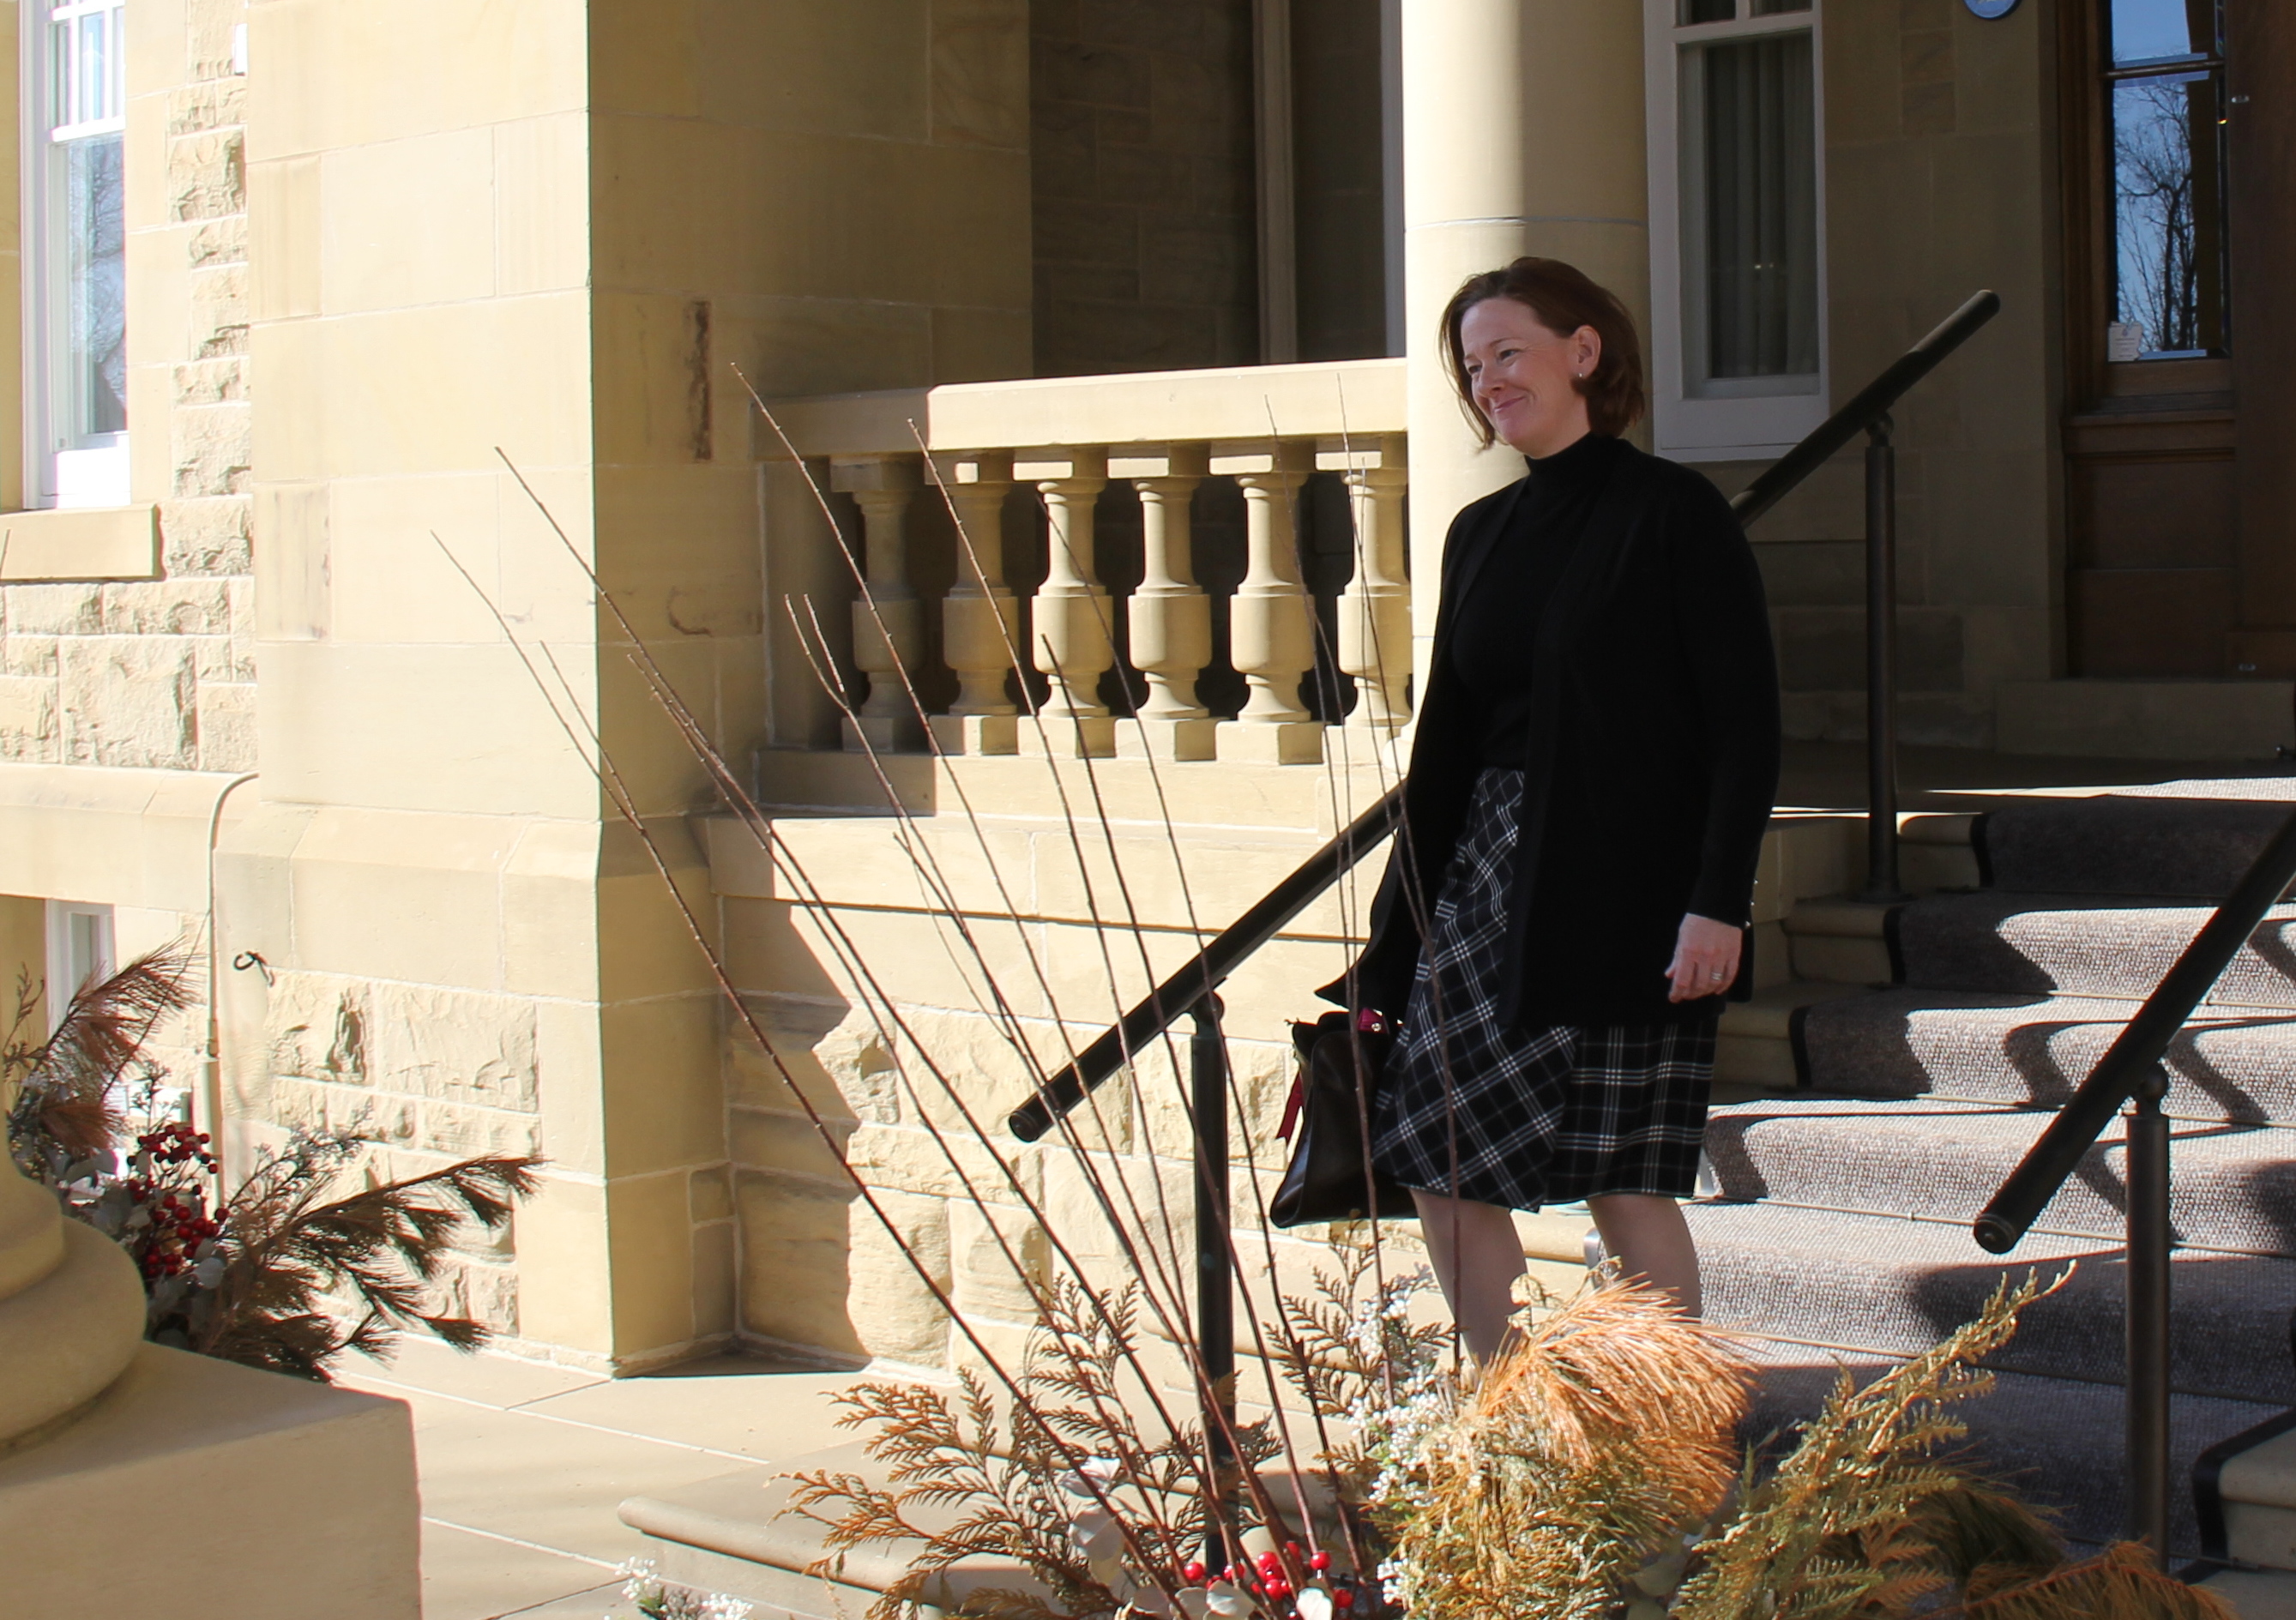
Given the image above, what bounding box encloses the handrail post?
[1861,413,1907,903]
[1190,997,1236,1571]
[2126,1064,2173,1554]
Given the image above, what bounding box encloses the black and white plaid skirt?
[1371,768,1715,1212]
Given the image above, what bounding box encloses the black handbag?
[1269,1009,1417,1227]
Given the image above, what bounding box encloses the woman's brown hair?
[1439,257,1647,443]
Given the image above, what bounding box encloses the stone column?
[1338,435,1411,732]
[931,452,1021,756]
[0,1155,145,1448]
[1120,445,1217,761]
[1021,449,1117,757]
[1220,442,1323,765]
[834,455,926,753]
[1403,0,1649,682]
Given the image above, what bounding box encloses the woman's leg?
[1588,1193,1702,1316]
[1411,1188,1528,1363]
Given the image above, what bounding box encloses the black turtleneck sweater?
[1449,430,1625,768]
[1329,431,1783,1027]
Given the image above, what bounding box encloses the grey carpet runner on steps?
[1698,782,2296,1557]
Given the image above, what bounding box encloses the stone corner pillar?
[1402,0,1651,684]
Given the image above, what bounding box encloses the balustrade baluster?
[1219,442,1322,765]
[832,455,924,752]
[1021,449,1117,758]
[1119,445,1216,762]
[932,451,1021,756]
[1337,436,1410,733]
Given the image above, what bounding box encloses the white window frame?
[21,0,130,511]
[44,900,114,1029]
[1643,0,1831,461]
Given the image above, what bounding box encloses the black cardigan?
[1329,436,1781,1027]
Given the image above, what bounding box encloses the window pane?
[1701,33,1819,381]
[63,135,126,438]
[1679,0,1734,23]
[2110,0,2202,64]
[2111,71,2227,354]
[1751,0,1811,13]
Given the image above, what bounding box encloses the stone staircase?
[620,780,2296,1616]
[1702,780,2296,1609]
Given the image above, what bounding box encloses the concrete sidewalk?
[336,1340,867,1619]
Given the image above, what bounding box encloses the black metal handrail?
[1973,805,2296,1553]
[1006,786,1406,1143]
[1727,290,2000,527]
[1729,288,2000,900]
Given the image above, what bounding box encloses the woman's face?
[1459,298,1600,459]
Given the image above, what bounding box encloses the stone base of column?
[842,714,922,755]
[1017,712,1117,758]
[1117,716,1220,762]
[928,714,1020,756]
[1217,720,1325,766]
[0,1342,419,1618]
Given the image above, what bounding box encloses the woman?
[1332,258,1781,1361]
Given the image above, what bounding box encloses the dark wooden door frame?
[2227,0,2296,669]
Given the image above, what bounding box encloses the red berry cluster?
[135,1190,223,1280]
[136,1121,218,1171]
[1178,1543,1356,1616]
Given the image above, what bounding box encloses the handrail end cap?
[1972,1212,2022,1256]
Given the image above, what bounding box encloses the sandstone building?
[0,0,2285,1388]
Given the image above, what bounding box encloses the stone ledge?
[0,505,162,581]
[0,760,256,910]
[0,1341,419,1618]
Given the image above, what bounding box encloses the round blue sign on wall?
[1966,0,2019,15]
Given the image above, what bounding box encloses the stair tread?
[1690,1201,2296,1404]
[1980,793,2296,897]
[1704,1098,2296,1254]
[1795,987,2296,1121]
[1895,891,2296,1007]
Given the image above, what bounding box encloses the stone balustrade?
[766,358,1411,766]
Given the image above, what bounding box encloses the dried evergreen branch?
[184,1140,543,1379]
[6,943,194,1178]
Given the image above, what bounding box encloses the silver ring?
[1708,969,1726,980]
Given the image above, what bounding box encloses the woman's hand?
[1666,913,1743,1003]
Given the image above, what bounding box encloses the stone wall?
[1031,0,1260,376]
[1727,0,2057,748]
[0,0,254,777]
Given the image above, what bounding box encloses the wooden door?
[2059,0,2239,678]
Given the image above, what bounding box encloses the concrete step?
[2201,1415,2296,1575]
[2199,1568,2296,1619]
[1714,980,1867,1088]
[1781,897,1898,986]
[1703,1097,2296,1257]
[1690,1201,2296,1406]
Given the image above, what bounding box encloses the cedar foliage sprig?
[788,1278,1280,1620]
[1672,1273,2233,1620]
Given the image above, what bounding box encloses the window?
[23,0,128,509]
[44,900,113,1027]
[1644,0,1829,458]
[2101,0,2227,360]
